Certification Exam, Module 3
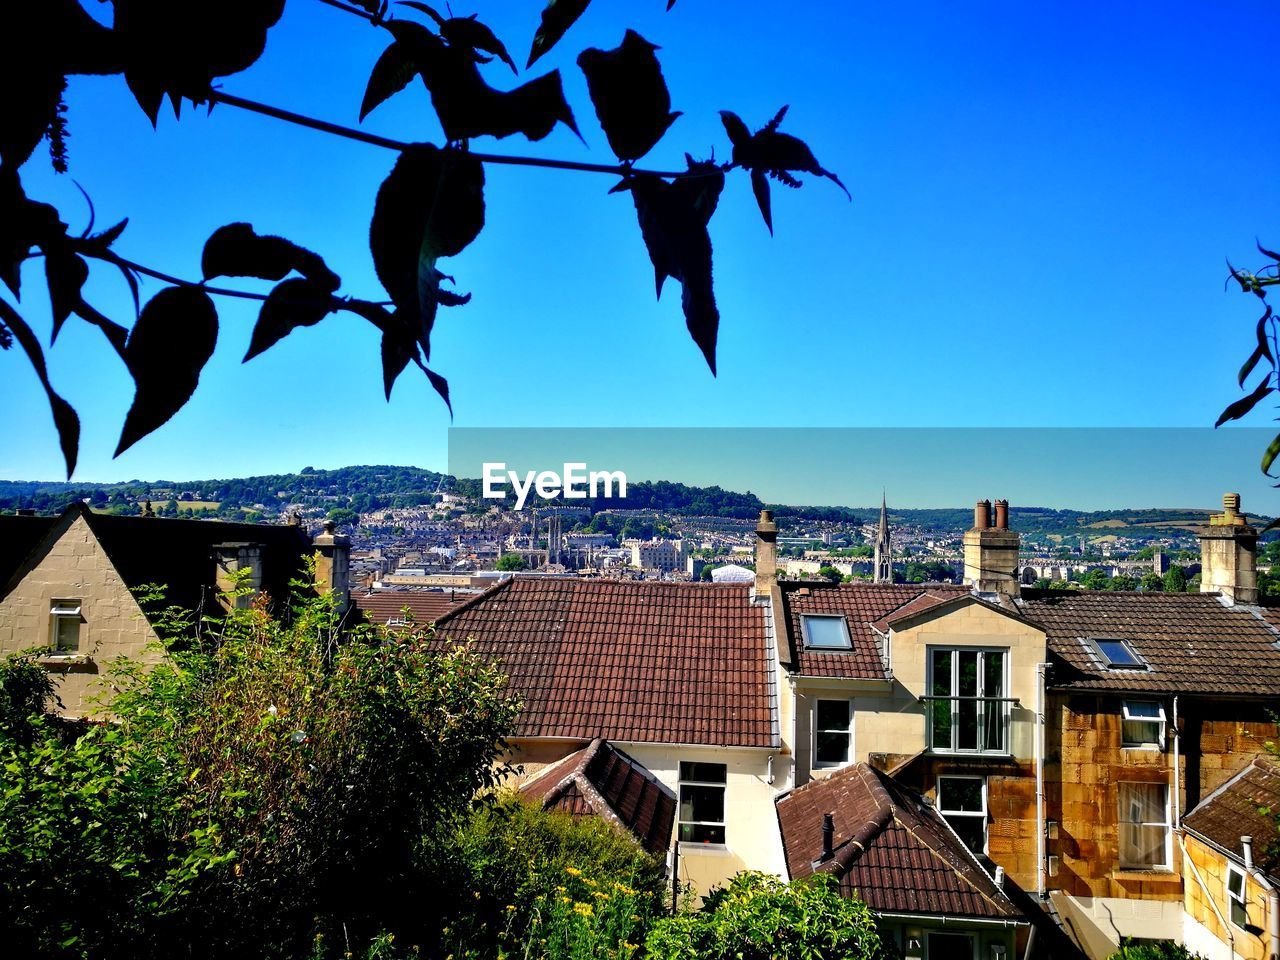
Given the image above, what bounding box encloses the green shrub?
[1107,941,1209,960]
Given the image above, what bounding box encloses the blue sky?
[4,1,1280,505]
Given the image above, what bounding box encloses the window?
[1117,782,1170,869]
[801,615,852,650]
[1121,700,1166,749]
[927,648,1008,753]
[1227,865,1249,929]
[49,600,82,652]
[813,699,852,768]
[937,776,987,854]
[678,761,726,845]
[1090,637,1148,670]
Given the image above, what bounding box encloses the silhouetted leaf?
[528,0,590,68]
[1263,432,1280,477]
[370,145,484,359]
[0,298,79,477]
[1215,374,1272,428]
[44,249,88,341]
[71,298,129,358]
[113,0,286,124]
[578,30,680,162]
[380,20,579,142]
[116,286,218,456]
[0,170,68,297]
[614,174,719,375]
[361,41,418,122]
[380,330,415,400]
[202,223,340,291]
[720,106,849,235]
[670,155,726,225]
[85,217,129,250]
[1239,305,1274,388]
[424,365,452,414]
[244,278,337,362]
[401,4,517,74]
[1258,240,1280,264]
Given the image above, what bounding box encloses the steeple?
[873,492,892,584]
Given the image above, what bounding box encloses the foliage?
[645,871,885,960]
[816,565,842,583]
[1163,564,1189,593]
[1107,939,1208,960]
[496,552,530,571]
[2,2,847,477]
[0,587,519,960]
[443,798,667,960]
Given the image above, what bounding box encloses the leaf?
[424,365,452,415]
[719,107,850,234]
[360,41,418,121]
[578,30,681,162]
[116,286,219,456]
[1239,305,1274,387]
[44,250,88,342]
[380,330,415,400]
[614,174,719,374]
[72,298,129,358]
[0,298,80,477]
[369,145,484,359]
[1258,240,1280,264]
[202,223,340,291]
[527,0,591,68]
[1263,433,1280,477]
[670,155,726,225]
[1215,374,1272,429]
[403,5,518,75]
[0,169,68,297]
[244,278,337,361]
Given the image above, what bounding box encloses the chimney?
[820,812,835,862]
[754,509,778,595]
[15,508,35,517]
[1199,493,1257,605]
[964,497,1020,597]
[214,543,264,611]
[313,519,351,613]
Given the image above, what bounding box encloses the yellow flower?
[572,902,594,917]
[584,878,597,888]
[556,885,567,893]
[561,896,572,904]
[505,905,516,912]
[592,891,610,900]
[565,866,583,877]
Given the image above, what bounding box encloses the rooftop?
[1182,755,1280,879]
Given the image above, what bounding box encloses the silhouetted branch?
[210,91,722,179]
[313,0,383,23]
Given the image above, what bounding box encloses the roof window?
[801,614,852,650]
[1089,637,1149,671]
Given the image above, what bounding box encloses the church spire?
[873,492,892,583]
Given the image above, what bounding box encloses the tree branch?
[209,91,725,179]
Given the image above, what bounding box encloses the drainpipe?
[1242,836,1280,960]
[1180,831,1234,960]
[1036,662,1048,900]
[1172,696,1181,826]
[790,677,800,788]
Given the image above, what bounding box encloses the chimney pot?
[974,500,991,530]
[821,812,835,860]
[994,499,1009,530]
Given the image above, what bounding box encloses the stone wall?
[1182,832,1272,960]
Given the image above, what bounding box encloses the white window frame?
[677,761,727,848]
[937,775,988,855]
[1117,782,1172,870]
[1121,699,1166,750]
[1088,636,1149,671]
[1226,863,1249,929]
[926,646,1010,755]
[49,599,82,653]
[812,698,853,769]
[800,614,852,650]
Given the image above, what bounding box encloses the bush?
[1107,940,1208,960]
[645,871,886,960]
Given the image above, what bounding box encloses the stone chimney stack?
[964,497,1020,597]
[754,509,778,595]
[313,519,351,613]
[214,542,264,611]
[1199,493,1257,605]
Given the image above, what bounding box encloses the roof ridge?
[432,576,515,626]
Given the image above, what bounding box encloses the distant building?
[873,494,892,583]
[710,563,754,583]
[626,538,685,572]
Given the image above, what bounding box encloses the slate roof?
[432,577,777,748]
[354,589,471,628]
[780,582,969,678]
[1182,756,1280,879]
[776,762,1024,921]
[521,738,675,855]
[1018,590,1280,696]
[0,503,313,621]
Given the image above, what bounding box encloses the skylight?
[801,614,852,650]
[1089,637,1148,670]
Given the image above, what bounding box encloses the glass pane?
[816,700,850,731]
[928,932,976,960]
[957,650,978,696]
[815,731,849,765]
[1231,897,1248,928]
[931,698,952,750]
[1122,720,1161,746]
[1097,639,1141,667]
[803,616,851,649]
[1120,824,1168,867]
[944,813,985,854]
[983,651,1004,697]
[679,762,726,784]
[1120,783,1167,824]
[1124,700,1161,719]
[1227,871,1244,897]
[679,822,725,844]
[679,784,724,825]
[931,650,952,696]
[55,617,79,651]
[957,697,978,751]
[939,778,983,813]
[983,699,1005,751]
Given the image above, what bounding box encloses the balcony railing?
[920,695,1017,754]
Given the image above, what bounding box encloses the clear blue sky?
[4,1,1280,504]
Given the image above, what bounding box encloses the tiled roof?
[1019,590,1280,696]
[1183,756,1280,879]
[0,514,57,589]
[354,589,471,628]
[776,762,1023,921]
[432,577,777,748]
[781,582,969,678]
[521,739,675,855]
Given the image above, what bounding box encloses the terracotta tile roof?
[776,762,1023,921]
[432,577,777,748]
[1183,756,1280,879]
[1018,590,1280,696]
[354,589,471,628]
[521,739,675,854]
[781,582,969,678]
